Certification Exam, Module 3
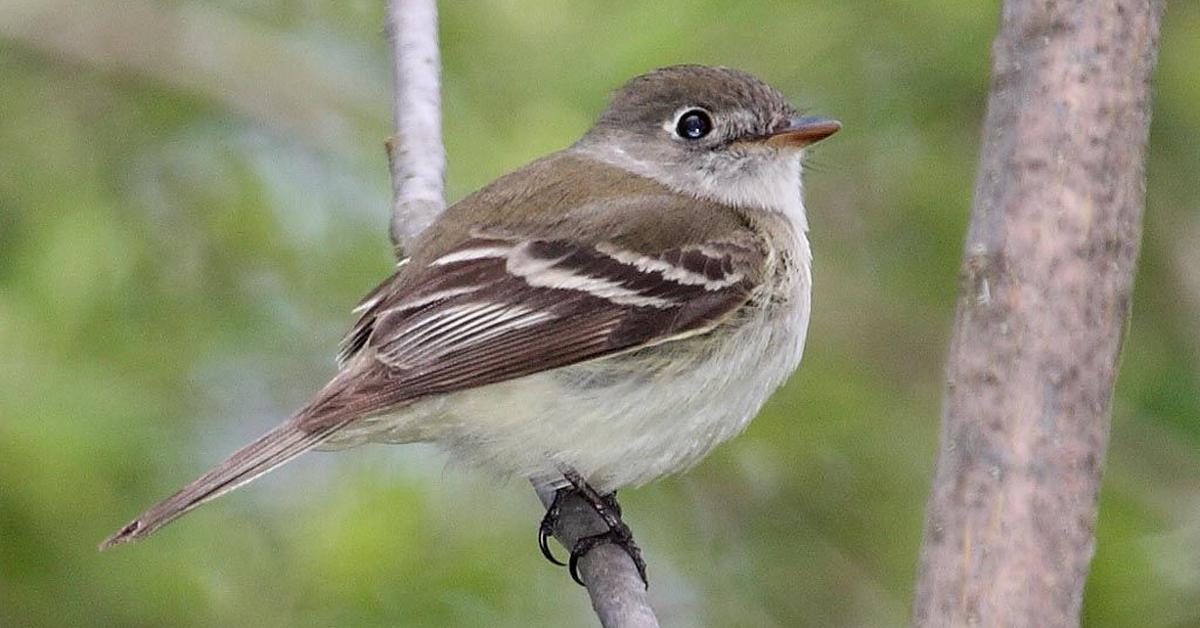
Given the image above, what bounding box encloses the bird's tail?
[99,416,347,550]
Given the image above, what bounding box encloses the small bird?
[101,65,839,582]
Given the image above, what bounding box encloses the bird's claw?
[567,522,647,588]
[537,471,648,588]
[538,497,567,566]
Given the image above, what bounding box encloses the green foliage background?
[1,1,1197,626]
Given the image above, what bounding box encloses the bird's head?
[577,65,840,215]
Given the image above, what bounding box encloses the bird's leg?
[560,469,647,588]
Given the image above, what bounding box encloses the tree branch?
[912,1,1164,626]
[386,0,445,253]
[384,2,659,624]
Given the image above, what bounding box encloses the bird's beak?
[762,116,841,149]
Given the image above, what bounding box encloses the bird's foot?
[568,519,647,587]
[537,470,648,588]
[538,488,568,567]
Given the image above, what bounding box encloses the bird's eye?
[675,109,712,140]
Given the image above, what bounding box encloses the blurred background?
[1,1,1196,626]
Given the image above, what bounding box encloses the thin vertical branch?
[913,1,1164,626]
[384,2,660,625]
[386,0,445,253]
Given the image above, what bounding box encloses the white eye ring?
[667,106,714,140]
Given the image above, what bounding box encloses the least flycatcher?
[102,65,840,581]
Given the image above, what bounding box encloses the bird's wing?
[303,229,768,429]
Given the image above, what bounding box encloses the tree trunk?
[912,1,1164,626]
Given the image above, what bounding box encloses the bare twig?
[912,1,1164,626]
[386,0,445,253]
[385,2,659,624]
